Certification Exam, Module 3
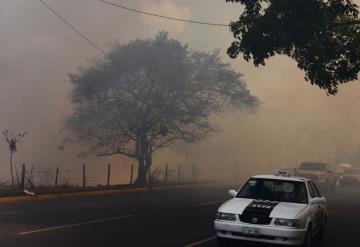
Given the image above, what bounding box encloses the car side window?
[310,181,322,198]
[307,182,315,198]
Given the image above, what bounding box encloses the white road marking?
[71,201,112,207]
[0,210,24,215]
[18,215,132,235]
[193,201,222,207]
[183,236,216,247]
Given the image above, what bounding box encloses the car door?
[308,181,326,232]
[306,181,321,232]
[310,181,327,217]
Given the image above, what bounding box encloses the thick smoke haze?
[1,0,360,185]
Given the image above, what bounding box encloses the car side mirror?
[310,197,326,205]
[228,189,237,197]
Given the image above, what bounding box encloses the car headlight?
[274,218,300,227]
[216,212,236,221]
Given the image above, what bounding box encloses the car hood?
[296,170,326,176]
[219,198,307,219]
[269,202,307,219]
[219,198,253,214]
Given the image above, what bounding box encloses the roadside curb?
[0,181,237,204]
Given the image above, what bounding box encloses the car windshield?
[299,162,327,171]
[237,178,308,204]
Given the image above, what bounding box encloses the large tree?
[66,32,258,184]
[226,0,360,94]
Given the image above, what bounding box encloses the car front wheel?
[318,216,327,240]
[301,226,312,247]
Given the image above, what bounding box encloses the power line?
[39,0,134,77]
[97,0,229,27]
[39,0,228,59]
[39,0,106,56]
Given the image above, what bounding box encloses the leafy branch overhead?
[226,0,360,94]
[66,32,259,184]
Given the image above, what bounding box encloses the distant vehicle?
[334,164,352,186]
[335,163,352,176]
[295,162,336,192]
[336,163,352,173]
[214,172,327,247]
[340,168,360,186]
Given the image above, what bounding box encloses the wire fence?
[0,162,201,195]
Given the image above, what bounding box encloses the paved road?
[0,183,359,247]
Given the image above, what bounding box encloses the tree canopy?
[226,0,360,94]
[66,32,258,184]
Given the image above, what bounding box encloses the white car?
[214,173,327,247]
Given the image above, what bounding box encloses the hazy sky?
[1,0,360,184]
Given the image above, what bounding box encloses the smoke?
[1,0,360,184]
[140,1,191,34]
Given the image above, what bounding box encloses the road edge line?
[18,215,132,235]
[183,236,216,247]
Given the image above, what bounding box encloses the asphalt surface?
[0,183,359,247]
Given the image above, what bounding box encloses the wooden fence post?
[20,163,25,190]
[177,163,181,183]
[191,163,195,180]
[55,166,59,188]
[82,164,86,188]
[107,163,111,186]
[148,164,153,191]
[129,164,134,185]
[164,164,168,183]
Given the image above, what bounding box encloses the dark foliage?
[226,0,360,94]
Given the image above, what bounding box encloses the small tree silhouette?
[2,129,28,186]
